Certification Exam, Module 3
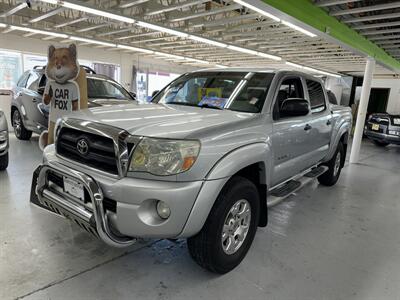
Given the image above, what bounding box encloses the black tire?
[372,140,390,147]
[318,142,344,186]
[187,176,260,274]
[0,153,8,170]
[12,109,32,140]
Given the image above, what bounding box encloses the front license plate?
[372,124,380,131]
[63,176,84,201]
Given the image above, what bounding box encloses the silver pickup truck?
[32,69,352,274]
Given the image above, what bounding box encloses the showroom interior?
[1,0,400,299]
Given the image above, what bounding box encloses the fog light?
[156,201,171,219]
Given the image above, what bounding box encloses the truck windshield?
[153,72,275,113]
[87,77,132,100]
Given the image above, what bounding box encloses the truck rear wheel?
[318,142,344,186]
[187,176,259,274]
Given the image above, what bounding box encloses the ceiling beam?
[315,0,362,7]
[330,2,400,17]
[0,3,27,18]
[29,7,65,23]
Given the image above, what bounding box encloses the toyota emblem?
[77,138,89,156]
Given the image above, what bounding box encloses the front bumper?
[365,130,400,145]
[32,149,221,246]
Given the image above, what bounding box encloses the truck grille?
[56,127,119,175]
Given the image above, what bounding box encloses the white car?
[0,109,9,170]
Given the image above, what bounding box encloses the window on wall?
[148,71,180,101]
[0,50,23,90]
[306,79,326,112]
[23,54,47,71]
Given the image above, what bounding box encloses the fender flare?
[325,122,351,162]
[178,143,271,238]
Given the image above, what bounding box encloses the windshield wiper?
[198,103,223,110]
[165,102,198,107]
[165,101,223,110]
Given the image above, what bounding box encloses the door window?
[17,71,30,88]
[26,72,39,90]
[306,79,326,113]
[274,77,304,119]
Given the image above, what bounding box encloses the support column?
[349,57,375,164]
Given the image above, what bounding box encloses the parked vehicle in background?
[0,109,9,170]
[364,112,400,146]
[32,69,352,274]
[11,66,136,140]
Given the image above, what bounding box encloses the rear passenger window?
[306,80,326,113]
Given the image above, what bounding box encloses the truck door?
[270,76,315,186]
[304,79,332,164]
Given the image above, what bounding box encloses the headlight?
[0,131,7,142]
[129,138,200,176]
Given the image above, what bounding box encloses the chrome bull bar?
[35,161,136,248]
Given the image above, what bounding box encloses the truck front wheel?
[187,176,259,274]
[318,142,344,186]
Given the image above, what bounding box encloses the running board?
[267,166,329,207]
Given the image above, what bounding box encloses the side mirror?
[280,98,310,117]
[129,92,136,100]
[37,86,45,95]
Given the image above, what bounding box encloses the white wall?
[371,77,400,114]
[0,33,196,91]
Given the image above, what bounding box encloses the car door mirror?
[37,86,45,95]
[280,98,310,118]
[151,90,160,99]
[129,92,136,100]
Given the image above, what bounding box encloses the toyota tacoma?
[32,69,352,273]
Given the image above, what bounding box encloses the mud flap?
[29,165,49,210]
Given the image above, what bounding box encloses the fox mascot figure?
[40,43,86,148]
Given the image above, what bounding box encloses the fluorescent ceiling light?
[39,0,58,4]
[215,64,227,68]
[286,62,341,78]
[10,25,68,38]
[185,57,210,64]
[69,36,116,47]
[0,23,7,28]
[228,45,258,55]
[256,52,281,61]
[232,0,280,22]
[136,21,188,37]
[188,35,227,48]
[153,51,185,60]
[62,1,135,23]
[227,45,281,61]
[117,44,154,54]
[286,61,303,68]
[281,20,317,37]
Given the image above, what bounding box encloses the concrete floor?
[1,134,400,300]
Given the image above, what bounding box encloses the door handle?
[304,124,312,131]
[326,119,332,125]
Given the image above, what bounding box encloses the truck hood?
[65,102,257,139]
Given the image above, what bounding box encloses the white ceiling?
[0,0,397,76]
